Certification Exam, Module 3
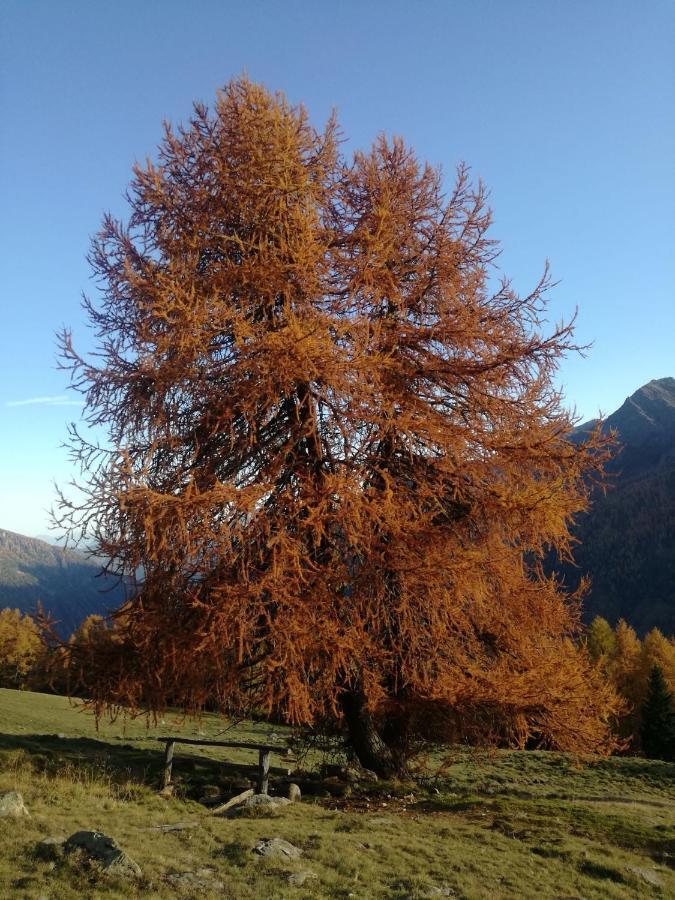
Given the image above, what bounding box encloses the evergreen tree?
[640,665,675,761]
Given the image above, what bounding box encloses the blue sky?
[1,0,673,536]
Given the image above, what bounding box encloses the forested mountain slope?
[0,529,124,635]
[564,377,675,634]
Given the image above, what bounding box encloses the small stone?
[287,783,301,802]
[252,837,303,860]
[0,791,30,818]
[151,821,200,832]
[288,869,317,886]
[167,870,225,892]
[104,853,143,879]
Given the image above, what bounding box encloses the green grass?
[1,688,674,898]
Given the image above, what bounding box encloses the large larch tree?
[57,78,620,774]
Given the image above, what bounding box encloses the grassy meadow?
[0,688,674,898]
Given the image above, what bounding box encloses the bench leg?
[257,749,270,795]
[161,740,175,790]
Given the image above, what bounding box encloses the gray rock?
[64,831,141,878]
[223,792,291,817]
[288,869,317,886]
[35,837,66,862]
[241,793,291,809]
[0,791,29,818]
[167,868,225,892]
[626,866,662,887]
[252,837,303,860]
[287,783,302,802]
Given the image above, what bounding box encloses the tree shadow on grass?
[0,731,261,797]
[588,755,675,786]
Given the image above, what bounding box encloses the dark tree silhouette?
[641,666,675,761]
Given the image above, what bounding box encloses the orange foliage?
[57,78,620,771]
[0,608,44,688]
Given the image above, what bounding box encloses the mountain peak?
[604,376,675,450]
[630,376,675,406]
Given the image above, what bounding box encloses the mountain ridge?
[0,528,124,635]
[563,376,675,634]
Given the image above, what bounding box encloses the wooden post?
[161,740,176,790]
[257,749,270,795]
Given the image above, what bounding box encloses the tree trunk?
[340,690,401,778]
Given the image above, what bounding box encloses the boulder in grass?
[287,783,302,802]
[0,791,29,818]
[252,837,303,860]
[242,794,290,809]
[64,831,142,879]
[626,866,662,887]
[225,793,291,816]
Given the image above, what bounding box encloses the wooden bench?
[156,736,294,795]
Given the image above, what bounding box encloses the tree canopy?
[57,78,620,773]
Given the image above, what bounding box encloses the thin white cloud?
[5,395,83,408]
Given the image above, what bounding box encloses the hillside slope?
[565,377,675,634]
[1,688,674,899]
[0,529,124,634]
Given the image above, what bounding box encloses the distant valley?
[0,529,124,635]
